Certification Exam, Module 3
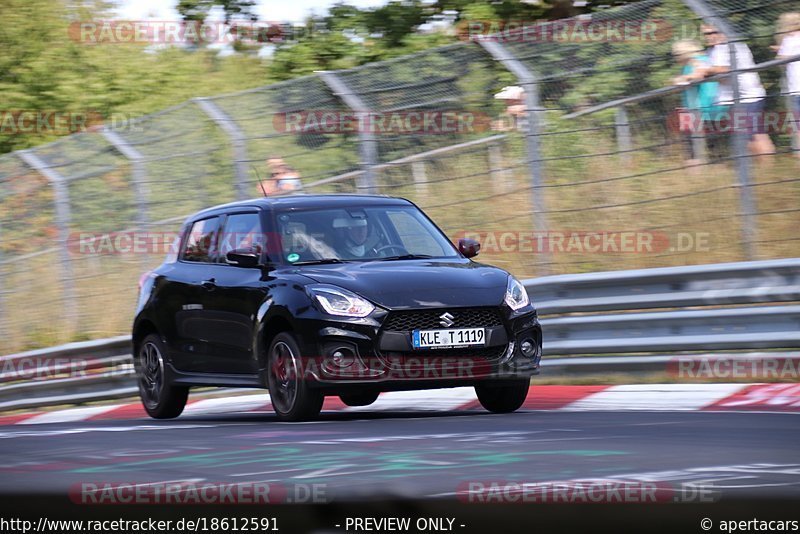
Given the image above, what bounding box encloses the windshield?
[274,205,459,263]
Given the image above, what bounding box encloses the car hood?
[294,259,509,310]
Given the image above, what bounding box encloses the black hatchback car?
[133,195,542,421]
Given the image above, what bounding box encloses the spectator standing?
[696,24,775,157]
[672,39,720,165]
[776,12,800,156]
[264,156,303,195]
[493,86,528,132]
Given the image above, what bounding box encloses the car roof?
[188,194,415,221]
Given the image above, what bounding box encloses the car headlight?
[504,276,530,311]
[308,285,375,318]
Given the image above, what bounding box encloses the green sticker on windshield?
[287,253,300,263]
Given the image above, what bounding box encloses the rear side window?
[182,217,220,262]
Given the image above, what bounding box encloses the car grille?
[381,345,507,361]
[381,308,503,332]
[376,345,509,370]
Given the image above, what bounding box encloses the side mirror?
[458,238,480,259]
[226,248,260,268]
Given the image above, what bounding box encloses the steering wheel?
[374,244,409,256]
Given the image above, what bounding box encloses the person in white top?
[776,12,800,156]
[693,24,775,157]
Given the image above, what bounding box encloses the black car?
[133,195,542,421]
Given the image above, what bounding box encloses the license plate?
[412,328,485,349]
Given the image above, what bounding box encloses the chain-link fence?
[2,0,799,353]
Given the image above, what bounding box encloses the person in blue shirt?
[672,39,721,165]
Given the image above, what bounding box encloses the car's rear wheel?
[475,379,530,414]
[267,332,324,421]
[339,391,380,407]
[136,334,189,419]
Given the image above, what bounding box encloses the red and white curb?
[1,383,799,426]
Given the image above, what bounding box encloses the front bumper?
[291,307,542,391]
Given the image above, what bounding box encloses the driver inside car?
[334,217,374,258]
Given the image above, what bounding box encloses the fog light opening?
[330,347,356,368]
[520,339,536,357]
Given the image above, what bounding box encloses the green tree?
[177,0,256,23]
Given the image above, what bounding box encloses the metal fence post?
[785,72,800,154]
[194,98,250,200]
[477,39,551,274]
[0,217,5,346]
[101,128,153,267]
[18,150,79,334]
[487,140,511,193]
[317,71,379,194]
[682,0,756,259]
[411,160,428,196]
[729,42,757,260]
[101,129,149,229]
[691,110,709,164]
[615,106,632,165]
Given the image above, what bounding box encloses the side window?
[181,217,220,263]
[218,212,264,260]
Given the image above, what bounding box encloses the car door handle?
[201,278,216,290]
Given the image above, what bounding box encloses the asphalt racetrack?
[1,408,798,500]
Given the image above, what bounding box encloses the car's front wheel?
[475,379,530,414]
[267,332,324,421]
[136,334,189,419]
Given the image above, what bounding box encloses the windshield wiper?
[291,258,347,265]
[377,254,434,261]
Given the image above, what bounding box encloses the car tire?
[474,379,530,414]
[267,332,324,421]
[339,391,380,407]
[136,334,189,419]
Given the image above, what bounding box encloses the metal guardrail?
[0,259,798,411]
[527,258,800,355]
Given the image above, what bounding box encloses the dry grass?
[2,128,799,354]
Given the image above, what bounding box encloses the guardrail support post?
[615,106,632,165]
[195,98,250,200]
[477,39,551,274]
[18,150,79,335]
[317,71,379,194]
